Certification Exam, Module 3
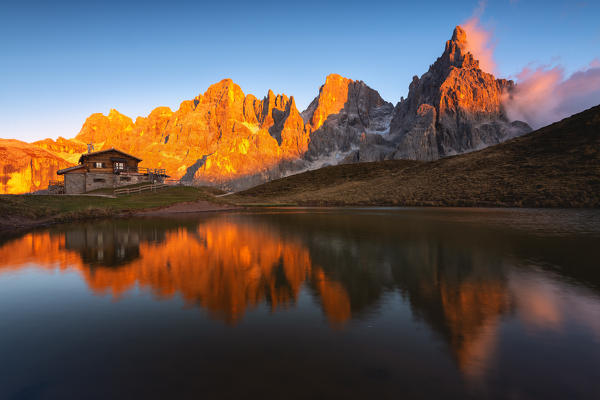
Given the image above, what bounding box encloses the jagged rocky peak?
[441,25,479,69]
[386,26,531,161]
[63,77,313,193]
[75,108,135,145]
[301,73,394,161]
[302,74,392,130]
[269,95,309,152]
[302,74,353,130]
[452,25,467,42]
[259,89,291,128]
[199,78,245,103]
[191,79,248,121]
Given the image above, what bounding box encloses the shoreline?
[4,199,597,238]
[0,186,240,237]
[0,201,242,237]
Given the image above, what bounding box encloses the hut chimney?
[87,143,94,153]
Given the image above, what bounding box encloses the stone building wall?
[85,173,115,192]
[64,174,86,194]
[64,172,151,193]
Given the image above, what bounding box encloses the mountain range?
[1,26,534,194]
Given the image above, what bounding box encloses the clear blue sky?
[1,0,598,142]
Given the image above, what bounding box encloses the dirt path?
[134,200,241,216]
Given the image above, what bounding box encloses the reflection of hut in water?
[64,226,141,266]
[62,222,169,267]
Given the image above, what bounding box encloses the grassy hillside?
[231,105,600,208]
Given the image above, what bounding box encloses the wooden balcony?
[138,167,167,176]
[114,166,168,176]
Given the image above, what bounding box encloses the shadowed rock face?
[388,26,531,161]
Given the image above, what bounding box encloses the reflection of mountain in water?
[254,213,512,375]
[0,218,351,325]
[392,243,509,378]
[0,211,598,378]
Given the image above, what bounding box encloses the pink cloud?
[456,1,599,129]
[461,1,497,73]
[504,63,600,129]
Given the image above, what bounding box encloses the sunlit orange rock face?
[68,79,311,186]
[0,221,352,326]
[0,139,71,194]
[11,73,389,194]
[303,74,352,132]
[389,25,531,160]
[2,75,358,193]
[32,137,88,164]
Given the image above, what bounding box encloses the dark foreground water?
[1,208,599,400]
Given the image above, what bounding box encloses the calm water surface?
[1,208,599,399]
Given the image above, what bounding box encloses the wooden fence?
[114,183,168,196]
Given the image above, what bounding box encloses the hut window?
[94,162,104,168]
[120,177,131,182]
[93,178,105,183]
[114,162,125,171]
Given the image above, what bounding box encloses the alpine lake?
[1,208,599,399]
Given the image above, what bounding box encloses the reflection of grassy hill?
[231,105,600,208]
